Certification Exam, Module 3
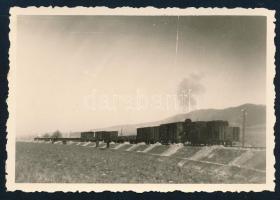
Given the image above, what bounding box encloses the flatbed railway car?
[117,135,137,143]
[34,137,81,144]
[127,135,137,143]
[34,137,52,142]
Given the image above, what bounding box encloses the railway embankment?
[34,140,266,173]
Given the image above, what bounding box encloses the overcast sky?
[15,15,266,136]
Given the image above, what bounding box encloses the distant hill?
[91,103,266,136]
[161,103,266,127]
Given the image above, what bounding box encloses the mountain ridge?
[92,103,266,136]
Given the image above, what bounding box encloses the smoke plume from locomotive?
[177,74,205,112]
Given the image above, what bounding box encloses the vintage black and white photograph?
[7,8,275,192]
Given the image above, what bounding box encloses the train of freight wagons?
[34,119,240,146]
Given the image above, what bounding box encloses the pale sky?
[15,15,266,136]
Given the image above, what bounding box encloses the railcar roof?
[159,121,185,126]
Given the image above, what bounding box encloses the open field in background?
[16,142,265,183]
[245,125,266,147]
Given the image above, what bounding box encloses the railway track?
[233,146,266,150]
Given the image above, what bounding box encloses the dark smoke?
[177,73,205,111]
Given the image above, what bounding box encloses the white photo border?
[7,7,276,192]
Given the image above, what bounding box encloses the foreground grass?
[16,142,265,183]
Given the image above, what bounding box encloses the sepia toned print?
[6,7,275,192]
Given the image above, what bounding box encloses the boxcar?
[187,121,208,145]
[136,127,145,143]
[150,126,160,144]
[136,127,152,144]
[224,126,240,146]
[159,122,185,144]
[159,124,168,144]
[95,131,118,142]
[106,131,118,142]
[182,119,192,143]
[95,131,105,141]
[206,120,229,145]
[232,127,240,141]
[81,131,95,141]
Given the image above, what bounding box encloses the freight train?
[79,131,135,143]
[136,119,240,146]
[34,119,240,146]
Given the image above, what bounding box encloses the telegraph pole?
[241,109,247,148]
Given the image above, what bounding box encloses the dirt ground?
[15,142,265,183]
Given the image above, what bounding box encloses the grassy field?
[173,146,202,158]
[244,151,266,171]
[16,142,265,183]
[131,144,149,152]
[148,145,170,154]
[201,148,246,165]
